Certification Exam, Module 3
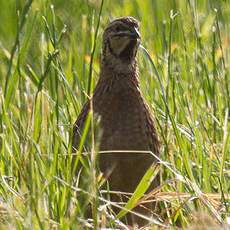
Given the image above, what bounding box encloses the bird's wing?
[146,105,160,156]
[72,101,90,152]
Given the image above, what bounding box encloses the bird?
[72,16,160,227]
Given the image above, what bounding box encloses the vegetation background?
[0,0,229,229]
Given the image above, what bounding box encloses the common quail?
[73,16,160,227]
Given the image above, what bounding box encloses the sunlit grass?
[0,0,229,229]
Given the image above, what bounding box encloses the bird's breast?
[94,84,150,151]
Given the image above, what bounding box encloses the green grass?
[0,0,229,229]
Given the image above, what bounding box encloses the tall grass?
[0,0,229,228]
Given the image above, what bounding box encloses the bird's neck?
[100,57,138,78]
[101,54,138,74]
[95,62,140,94]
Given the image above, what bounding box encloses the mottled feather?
[72,16,160,227]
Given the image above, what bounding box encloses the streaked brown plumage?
[73,16,160,227]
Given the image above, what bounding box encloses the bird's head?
[102,16,141,73]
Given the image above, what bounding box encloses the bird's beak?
[130,27,141,39]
